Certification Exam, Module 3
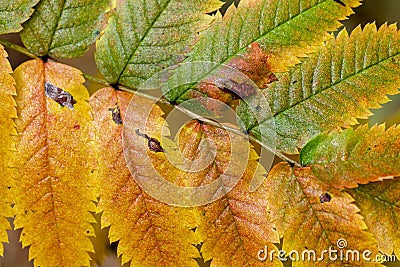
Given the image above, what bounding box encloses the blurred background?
[1,0,399,266]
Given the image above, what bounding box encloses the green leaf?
[240,23,400,154]
[0,0,39,34]
[164,0,361,102]
[348,180,400,259]
[299,125,400,189]
[266,163,381,267]
[20,0,109,58]
[95,0,222,88]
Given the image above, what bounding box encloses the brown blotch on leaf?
[228,42,278,89]
[135,129,164,153]
[333,0,346,7]
[44,82,76,110]
[320,192,332,203]
[214,78,257,99]
[108,105,123,125]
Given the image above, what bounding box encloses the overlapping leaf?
[20,0,109,58]
[195,149,281,267]
[299,124,400,189]
[0,45,16,255]
[239,23,400,154]
[91,88,201,267]
[265,163,381,266]
[91,88,281,266]
[0,0,39,34]
[164,0,360,103]
[348,180,400,259]
[95,0,222,88]
[11,60,98,267]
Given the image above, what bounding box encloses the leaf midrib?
[116,0,172,84]
[47,0,67,54]
[171,0,339,102]
[249,52,400,132]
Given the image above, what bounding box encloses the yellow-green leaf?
[95,0,222,88]
[0,45,16,256]
[266,163,381,266]
[91,88,201,267]
[21,0,109,58]
[348,180,400,259]
[300,124,400,189]
[240,23,400,154]
[165,0,360,102]
[0,0,39,34]
[11,59,98,267]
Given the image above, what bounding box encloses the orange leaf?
[0,45,16,255]
[265,163,382,266]
[12,59,98,267]
[348,179,400,259]
[91,88,201,267]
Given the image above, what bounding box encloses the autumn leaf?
[0,0,39,34]
[11,59,98,267]
[0,45,16,255]
[195,148,281,267]
[95,0,222,88]
[299,124,400,189]
[91,87,281,266]
[265,163,381,266]
[164,0,360,103]
[239,23,400,154]
[91,88,201,267]
[348,179,400,259]
[20,0,109,58]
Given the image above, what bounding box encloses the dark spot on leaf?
[44,82,76,110]
[255,105,262,112]
[190,227,197,232]
[333,0,346,7]
[292,80,298,85]
[320,193,332,203]
[73,124,80,130]
[135,129,164,153]
[214,78,257,99]
[108,105,122,125]
[148,138,164,153]
[94,30,100,35]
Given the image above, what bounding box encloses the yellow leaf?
[91,88,201,267]
[348,179,400,260]
[266,163,382,266]
[11,59,98,267]
[0,44,16,256]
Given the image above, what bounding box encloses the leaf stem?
[0,37,301,167]
[82,73,110,87]
[0,39,39,59]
